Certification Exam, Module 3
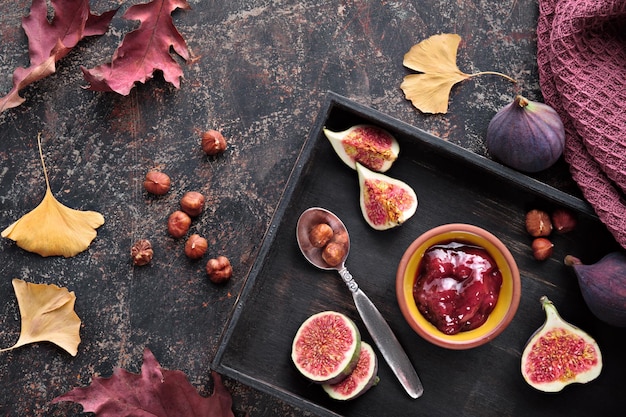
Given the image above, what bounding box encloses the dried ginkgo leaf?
[403,33,467,76]
[401,33,515,114]
[1,134,104,257]
[401,72,469,115]
[0,279,81,356]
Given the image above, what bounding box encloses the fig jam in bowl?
[396,224,521,349]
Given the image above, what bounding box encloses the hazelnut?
[525,209,552,237]
[185,234,208,259]
[201,129,227,155]
[131,239,153,266]
[532,237,554,261]
[322,242,346,267]
[144,171,171,195]
[206,256,232,283]
[331,230,349,248]
[167,210,191,238]
[309,223,334,248]
[180,191,205,217]
[551,208,577,233]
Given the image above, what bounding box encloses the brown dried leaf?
[400,33,470,114]
[82,0,192,95]
[0,279,81,356]
[0,0,116,112]
[1,135,104,257]
[52,348,236,417]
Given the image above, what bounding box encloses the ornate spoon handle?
[339,268,424,399]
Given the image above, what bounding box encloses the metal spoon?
[296,207,424,399]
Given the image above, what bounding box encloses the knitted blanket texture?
[536,0,626,248]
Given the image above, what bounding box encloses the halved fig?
[323,124,399,172]
[356,163,418,230]
[291,311,361,384]
[521,296,602,392]
[322,341,380,400]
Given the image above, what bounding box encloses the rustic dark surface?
[0,1,590,416]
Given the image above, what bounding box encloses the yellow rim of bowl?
[401,226,519,346]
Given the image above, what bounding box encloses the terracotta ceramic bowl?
[396,223,521,349]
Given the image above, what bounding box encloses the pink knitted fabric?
[537,0,626,248]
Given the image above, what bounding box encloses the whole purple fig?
[486,95,565,173]
[564,252,626,327]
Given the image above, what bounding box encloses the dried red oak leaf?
[0,0,117,112]
[81,0,192,95]
[52,348,235,417]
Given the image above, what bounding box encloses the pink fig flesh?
[291,311,361,384]
[322,341,379,400]
[324,125,399,172]
[521,296,602,392]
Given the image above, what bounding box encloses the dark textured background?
[0,1,584,416]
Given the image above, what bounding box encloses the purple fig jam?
[413,241,503,335]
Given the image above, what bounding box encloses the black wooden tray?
[213,92,623,417]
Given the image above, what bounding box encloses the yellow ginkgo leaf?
[403,33,466,75]
[1,134,104,257]
[401,33,469,114]
[401,33,516,114]
[0,279,81,356]
[401,72,469,114]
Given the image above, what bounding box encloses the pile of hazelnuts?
[308,222,348,267]
[525,208,577,261]
[131,130,232,284]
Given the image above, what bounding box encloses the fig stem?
[539,296,560,319]
[469,71,517,83]
[564,255,582,266]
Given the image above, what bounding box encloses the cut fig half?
[356,163,418,230]
[291,311,361,384]
[521,296,602,392]
[322,341,380,400]
[324,124,399,172]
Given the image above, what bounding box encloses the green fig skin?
[486,95,565,173]
[322,342,379,400]
[521,296,602,392]
[565,252,626,327]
